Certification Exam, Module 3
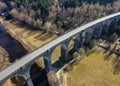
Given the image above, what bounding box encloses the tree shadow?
[34,31,46,39]
[112,55,120,75]
[34,32,53,41]
[112,46,120,75]
[13,21,47,39]
[52,50,74,72]
[104,43,117,60]
[98,40,120,75]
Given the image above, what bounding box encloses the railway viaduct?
[0,12,120,86]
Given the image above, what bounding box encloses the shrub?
[57,21,62,28]
[73,52,79,59]
[78,48,85,57]
[9,8,20,19]
[47,71,59,86]
[98,39,103,43]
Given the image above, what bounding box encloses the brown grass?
[67,50,120,86]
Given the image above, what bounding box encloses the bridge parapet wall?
[0,63,34,86]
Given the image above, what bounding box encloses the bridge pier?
[14,64,34,86]
[110,18,118,28]
[93,22,105,39]
[25,76,34,86]
[114,16,120,26]
[73,39,80,51]
[111,17,120,27]
[61,40,70,62]
[85,29,94,45]
[61,47,68,62]
[81,31,86,47]
[43,49,54,72]
[72,34,81,51]
[105,18,118,34]
[73,31,86,51]
[102,19,112,34]
[44,57,52,72]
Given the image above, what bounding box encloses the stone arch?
[57,37,76,63]
[50,43,67,68]
[101,19,112,35]
[80,30,86,46]
[29,56,48,86]
[43,56,52,72]
[109,18,117,28]
[112,16,120,26]
[116,16,120,26]
[84,27,95,45]
[107,18,119,35]
[72,31,86,51]
[93,23,101,39]
[93,22,105,39]
[68,37,75,51]
[67,37,75,53]
[2,75,26,86]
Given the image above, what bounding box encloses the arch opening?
[2,76,26,86]
[67,38,75,58]
[84,31,93,46]
[68,38,75,52]
[30,58,49,86]
[108,18,120,36]
[109,20,117,32]
[51,44,66,68]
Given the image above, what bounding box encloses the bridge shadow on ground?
[29,63,49,86]
[52,49,75,72]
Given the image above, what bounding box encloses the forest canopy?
[1,0,120,33]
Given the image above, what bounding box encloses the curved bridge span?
[0,12,120,86]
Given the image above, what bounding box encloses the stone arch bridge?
[0,12,120,86]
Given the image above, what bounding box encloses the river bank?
[0,17,58,51]
[0,24,28,62]
[0,18,33,52]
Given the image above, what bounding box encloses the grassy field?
[1,18,58,49]
[7,18,74,50]
[67,49,120,86]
